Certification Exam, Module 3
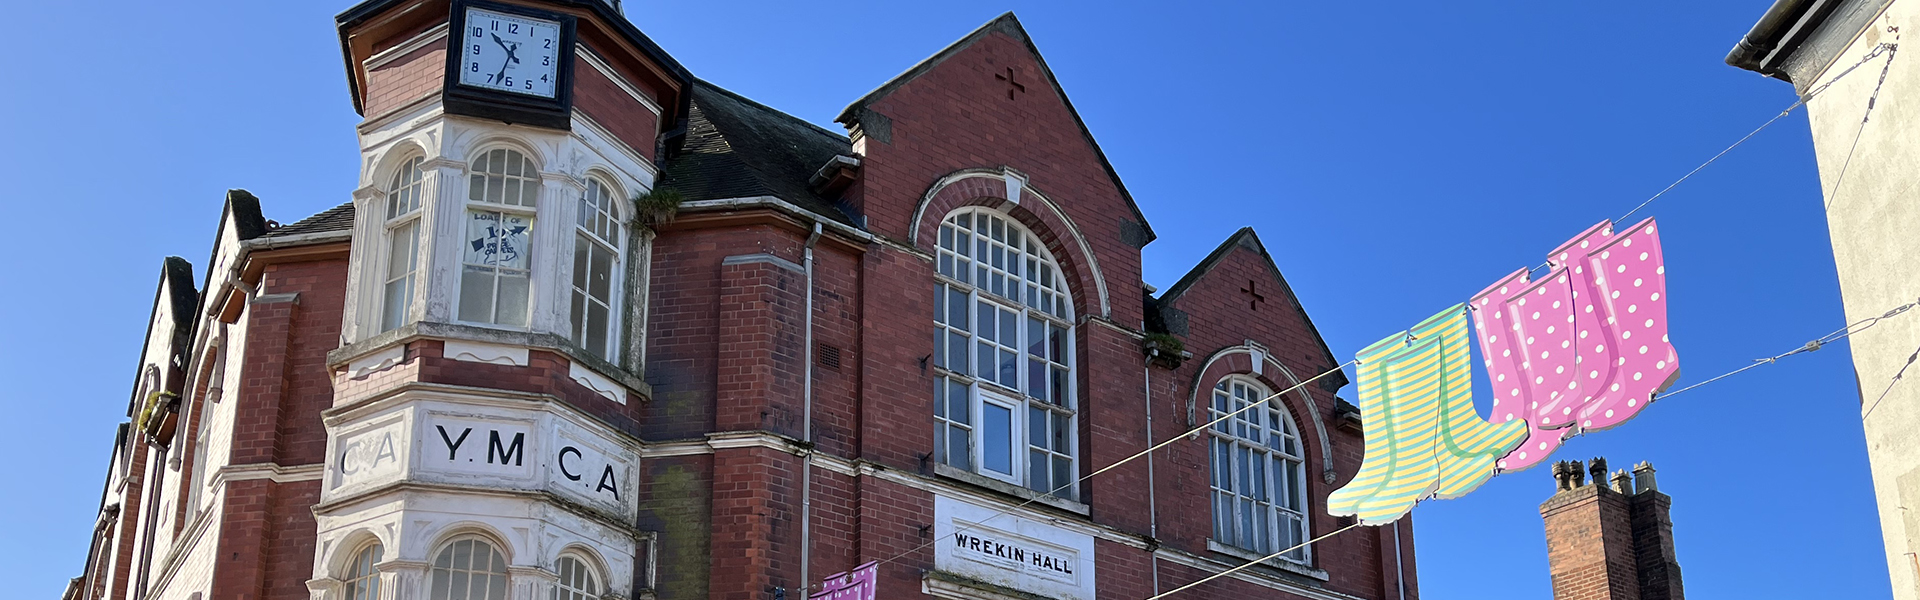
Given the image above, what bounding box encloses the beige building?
[1729,2,1920,598]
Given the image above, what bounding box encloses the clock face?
[457,8,562,98]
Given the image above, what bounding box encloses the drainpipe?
[1393,523,1407,600]
[1145,351,1161,595]
[799,222,823,596]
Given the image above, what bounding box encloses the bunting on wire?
[1469,218,1680,472]
[1327,304,1527,525]
[1331,220,1682,525]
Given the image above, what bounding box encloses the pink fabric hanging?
[1471,219,1680,471]
[1470,269,1566,472]
[1574,218,1680,431]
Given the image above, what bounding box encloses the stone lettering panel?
[933,494,1095,600]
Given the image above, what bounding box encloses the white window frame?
[569,174,624,360]
[550,552,603,600]
[340,541,383,600]
[456,147,541,329]
[380,156,427,333]
[1208,376,1311,564]
[930,206,1078,498]
[428,534,510,600]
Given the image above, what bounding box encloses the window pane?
[948,380,970,425]
[497,272,530,327]
[1052,457,1071,495]
[586,302,609,356]
[1028,405,1046,447]
[383,278,412,332]
[998,310,1017,349]
[459,267,496,323]
[948,288,969,328]
[933,379,946,418]
[982,402,1012,475]
[572,235,591,289]
[388,221,418,275]
[1028,358,1047,402]
[947,332,968,373]
[998,349,1018,389]
[1051,414,1069,455]
[1028,450,1048,492]
[948,425,971,471]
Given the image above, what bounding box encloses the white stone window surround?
[457,145,544,329]
[931,206,1079,500]
[1207,376,1312,565]
[550,550,604,600]
[341,540,384,600]
[309,494,650,600]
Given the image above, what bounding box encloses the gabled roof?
[659,80,859,226]
[833,12,1155,244]
[126,256,199,416]
[1156,227,1347,389]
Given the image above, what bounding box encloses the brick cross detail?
[1241,280,1266,311]
[994,67,1026,100]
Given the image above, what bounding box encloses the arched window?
[429,535,509,600]
[931,207,1076,497]
[382,156,426,332]
[570,176,623,359]
[551,553,602,600]
[342,541,383,600]
[460,148,539,328]
[1209,376,1310,562]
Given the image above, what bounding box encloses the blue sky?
[0,1,1886,598]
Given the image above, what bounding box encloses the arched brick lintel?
[909,168,1112,317]
[1187,345,1338,485]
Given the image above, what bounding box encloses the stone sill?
[933,463,1091,516]
[1207,539,1330,581]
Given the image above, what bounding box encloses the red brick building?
[1540,458,1684,600]
[62,2,1418,600]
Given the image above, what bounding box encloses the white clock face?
[458,8,562,98]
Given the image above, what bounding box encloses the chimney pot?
[1632,462,1659,494]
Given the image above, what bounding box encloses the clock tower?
[312,1,689,598]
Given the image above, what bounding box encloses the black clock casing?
[443,0,578,130]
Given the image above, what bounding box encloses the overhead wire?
[1141,40,1910,599]
[1653,297,1917,401]
[869,359,1358,570]
[843,36,1911,600]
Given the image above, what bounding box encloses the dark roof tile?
[660,80,859,226]
[264,202,355,238]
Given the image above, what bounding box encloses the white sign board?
[326,402,638,520]
[933,495,1096,600]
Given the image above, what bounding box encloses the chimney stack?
[1541,457,1685,600]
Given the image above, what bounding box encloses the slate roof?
[263,202,356,238]
[659,80,859,226]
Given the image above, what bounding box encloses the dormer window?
[459,148,540,328]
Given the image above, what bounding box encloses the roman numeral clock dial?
[458,7,561,98]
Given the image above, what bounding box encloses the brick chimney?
[1541,458,1685,600]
